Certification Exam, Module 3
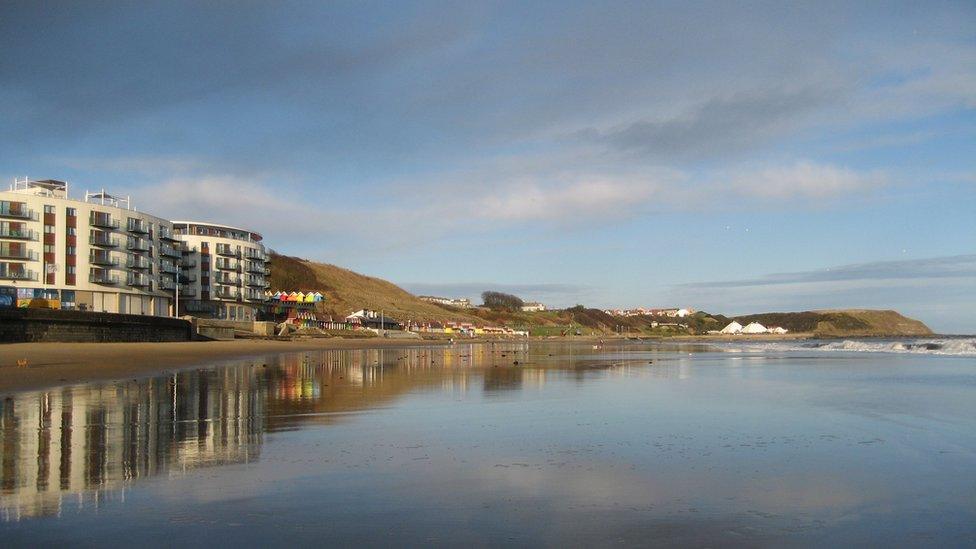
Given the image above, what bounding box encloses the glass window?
[66,265,76,274]
[66,246,76,255]
[66,207,76,216]
[67,227,77,235]
[44,205,55,214]
[43,244,55,253]
[44,225,55,233]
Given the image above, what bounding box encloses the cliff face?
[733,310,933,337]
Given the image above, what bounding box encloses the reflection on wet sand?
[0,343,616,520]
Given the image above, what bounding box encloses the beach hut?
[720,321,743,334]
[312,292,324,302]
[742,322,768,334]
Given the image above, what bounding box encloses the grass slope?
[269,253,484,323]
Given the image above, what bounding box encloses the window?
[66,266,76,274]
[66,207,76,216]
[44,225,55,233]
[66,246,76,256]
[66,227,77,236]
[44,244,55,254]
[44,205,55,214]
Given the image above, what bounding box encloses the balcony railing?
[215,286,239,300]
[179,273,197,283]
[89,270,119,285]
[215,245,239,257]
[127,237,150,251]
[245,276,265,287]
[127,218,150,234]
[158,227,179,241]
[215,259,239,271]
[181,259,197,268]
[160,245,180,258]
[160,262,178,274]
[178,285,197,297]
[127,255,151,269]
[89,213,120,229]
[0,227,36,240]
[244,290,265,301]
[90,231,120,247]
[127,273,150,287]
[1,249,38,261]
[159,278,177,291]
[90,252,120,266]
[243,248,266,261]
[0,202,35,220]
[216,274,239,285]
[245,261,265,274]
[0,266,35,280]
[264,266,271,276]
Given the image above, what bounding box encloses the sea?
[1,337,975,547]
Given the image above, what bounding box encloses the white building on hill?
[741,322,768,334]
[720,321,743,334]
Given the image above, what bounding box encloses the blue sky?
[1,1,974,332]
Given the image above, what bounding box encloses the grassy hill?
[269,253,933,336]
[269,253,484,323]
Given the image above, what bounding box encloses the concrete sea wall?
[0,309,192,343]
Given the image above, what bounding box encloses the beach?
[0,338,451,394]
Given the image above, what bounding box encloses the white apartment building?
[173,221,270,320]
[1,178,181,315]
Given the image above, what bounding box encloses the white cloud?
[722,161,887,200]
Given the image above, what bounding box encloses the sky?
[1,1,974,332]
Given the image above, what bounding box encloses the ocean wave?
[724,338,976,357]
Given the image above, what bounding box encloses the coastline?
[0,338,454,394]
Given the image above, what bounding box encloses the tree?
[481,291,524,312]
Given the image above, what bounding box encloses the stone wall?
[0,309,192,343]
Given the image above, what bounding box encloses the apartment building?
[173,221,270,320]
[0,178,181,315]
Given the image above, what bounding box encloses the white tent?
[742,322,768,334]
[770,326,789,334]
[720,321,743,334]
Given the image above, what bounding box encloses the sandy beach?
[0,338,452,394]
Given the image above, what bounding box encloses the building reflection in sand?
[1,342,587,521]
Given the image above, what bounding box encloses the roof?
[172,220,263,241]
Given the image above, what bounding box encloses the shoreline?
[0,332,941,394]
[0,338,456,394]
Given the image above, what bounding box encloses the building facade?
[172,221,270,320]
[1,178,181,315]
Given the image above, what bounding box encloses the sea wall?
[0,309,192,343]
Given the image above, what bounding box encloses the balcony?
[90,251,120,266]
[0,227,36,240]
[160,244,180,258]
[215,245,239,257]
[127,255,151,269]
[264,266,271,276]
[244,289,265,302]
[127,218,150,234]
[215,286,239,300]
[159,278,177,291]
[90,231,120,247]
[245,276,265,287]
[89,269,119,285]
[160,262,178,275]
[0,248,38,261]
[127,273,150,287]
[215,259,239,271]
[89,213,120,229]
[158,227,179,241]
[181,258,197,268]
[178,285,197,297]
[0,265,35,280]
[0,202,35,220]
[179,272,197,283]
[127,237,150,251]
[244,248,266,261]
[245,261,265,274]
[215,273,239,285]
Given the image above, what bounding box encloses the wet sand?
[0,338,451,394]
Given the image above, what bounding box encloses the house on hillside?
[521,302,546,312]
[720,321,743,334]
[741,322,768,334]
[345,309,403,331]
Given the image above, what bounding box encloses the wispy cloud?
[677,254,976,289]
